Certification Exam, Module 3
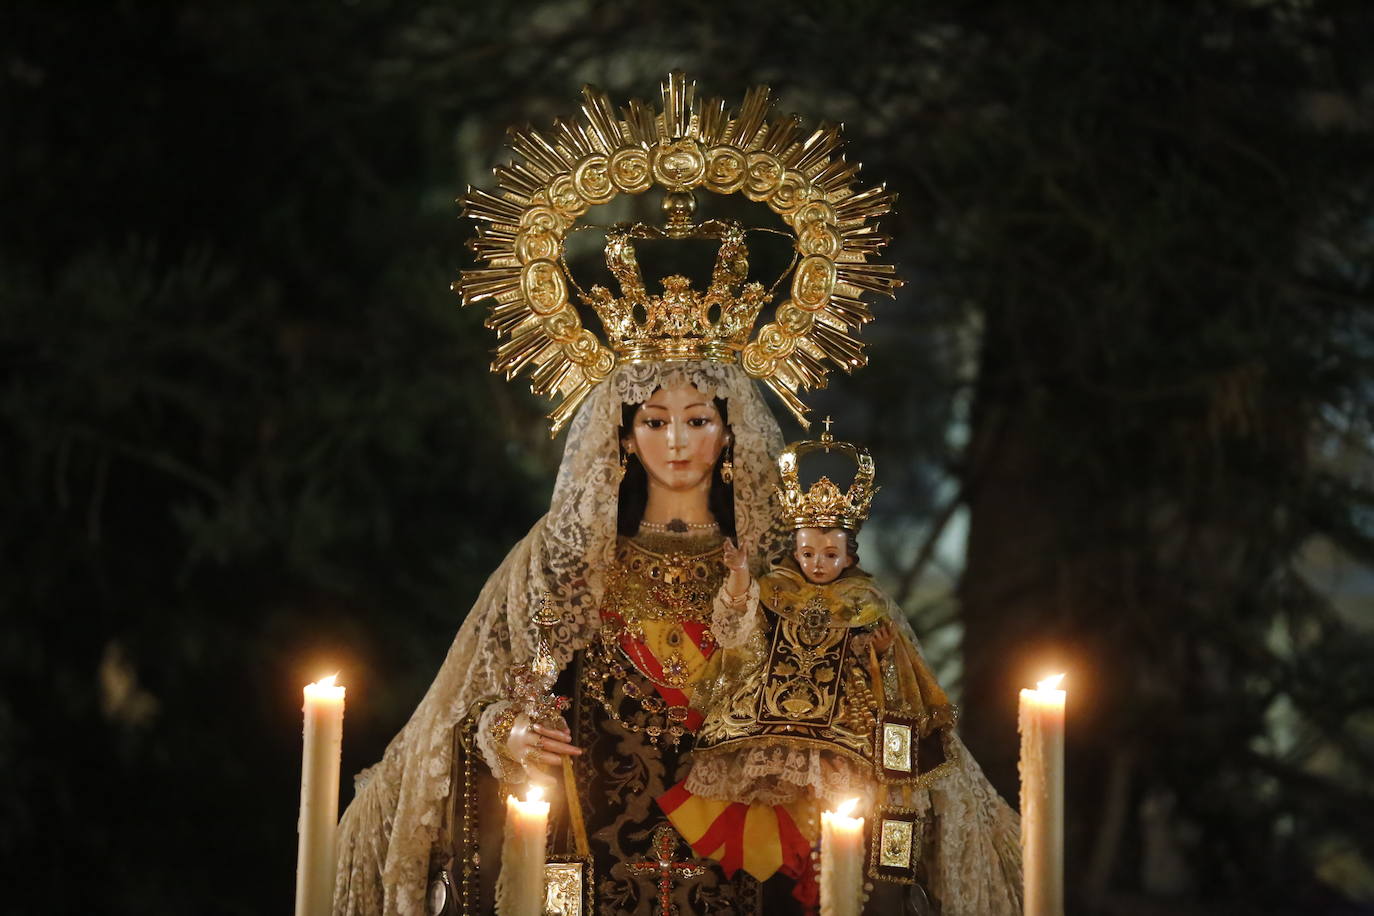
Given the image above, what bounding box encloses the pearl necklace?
[639,518,719,534]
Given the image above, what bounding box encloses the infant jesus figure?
[657,431,958,911]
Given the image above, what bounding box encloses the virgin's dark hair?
[617,397,736,538]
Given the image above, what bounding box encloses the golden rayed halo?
[457,71,901,434]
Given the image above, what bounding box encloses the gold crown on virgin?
[457,72,901,434]
[776,419,877,531]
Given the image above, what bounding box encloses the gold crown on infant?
[776,419,877,531]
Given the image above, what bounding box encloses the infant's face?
[794,528,854,584]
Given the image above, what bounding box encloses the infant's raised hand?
[721,538,752,604]
[723,537,749,572]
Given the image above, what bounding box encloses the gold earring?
[720,446,733,484]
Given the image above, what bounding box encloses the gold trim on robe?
[691,564,958,788]
[583,533,725,745]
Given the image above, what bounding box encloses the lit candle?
[1019,674,1066,916]
[295,675,345,916]
[820,797,864,916]
[498,784,550,916]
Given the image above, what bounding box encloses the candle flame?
[834,797,859,818]
[525,785,544,804]
[1037,673,1065,691]
[303,673,345,699]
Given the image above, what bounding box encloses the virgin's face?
[794,528,854,584]
[627,384,729,493]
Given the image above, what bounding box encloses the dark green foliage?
[1,3,551,908]
[938,2,1374,910]
[3,0,1372,912]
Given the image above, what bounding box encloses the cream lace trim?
[923,732,1023,915]
[684,742,877,808]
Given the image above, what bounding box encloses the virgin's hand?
[506,714,581,769]
[723,537,749,572]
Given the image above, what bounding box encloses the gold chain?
[582,640,693,747]
[584,536,724,746]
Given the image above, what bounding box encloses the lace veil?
[333,361,787,916]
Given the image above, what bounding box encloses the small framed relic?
[876,713,919,780]
[867,809,923,884]
[543,855,593,916]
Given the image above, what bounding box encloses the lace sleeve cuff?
[475,700,528,783]
[711,579,761,649]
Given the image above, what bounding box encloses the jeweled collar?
[627,526,725,558]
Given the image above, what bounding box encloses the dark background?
[4,1,1373,912]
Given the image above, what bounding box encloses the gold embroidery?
[570,653,763,912]
[757,607,849,726]
[694,568,884,762]
[583,535,725,746]
[693,566,962,794]
[601,536,722,629]
[758,567,886,628]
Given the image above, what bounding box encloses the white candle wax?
[1019,674,1066,916]
[497,786,550,916]
[295,675,345,916]
[820,798,864,916]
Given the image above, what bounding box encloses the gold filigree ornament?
[457,71,901,433]
[867,806,925,884]
[543,857,593,916]
[776,419,878,530]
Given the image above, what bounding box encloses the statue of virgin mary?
[332,74,1021,916]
